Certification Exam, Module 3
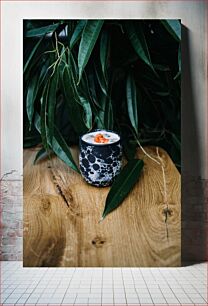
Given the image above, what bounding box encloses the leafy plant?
[101,159,144,221]
[23,19,181,219]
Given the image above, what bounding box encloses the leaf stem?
[135,138,160,165]
[55,32,60,57]
[98,217,104,223]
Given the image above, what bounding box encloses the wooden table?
[23,146,181,267]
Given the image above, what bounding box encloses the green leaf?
[40,81,50,152]
[94,64,108,96]
[26,61,50,129]
[161,20,181,41]
[61,64,87,134]
[88,73,101,108]
[26,73,39,129]
[125,21,155,72]
[25,23,60,37]
[48,69,59,142]
[79,96,92,129]
[62,53,93,131]
[38,60,50,87]
[33,147,47,164]
[24,40,51,83]
[70,51,79,78]
[34,114,80,173]
[102,159,144,219]
[90,91,105,128]
[24,36,44,74]
[65,54,92,130]
[126,73,138,136]
[100,29,110,82]
[67,21,75,42]
[104,97,114,130]
[70,20,86,49]
[52,126,80,173]
[80,70,95,107]
[78,20,104,83]
[93,88,111,129]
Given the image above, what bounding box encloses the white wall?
[1,1,207,179]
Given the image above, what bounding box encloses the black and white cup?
[79,130,122,187]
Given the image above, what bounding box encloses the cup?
[79,129,122,187]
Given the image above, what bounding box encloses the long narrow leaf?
[80,70,95,107]
[63,55,92,130]
[24,42,51,84]
[78,20,104,83]
[26,61,50,129]
[33,147,47,164]
[34,114,80,173]
[88,73,101,108]
[126,73,138,136]
[94,64,108,96]
[26,73,39,129]
[161,20,181,41]
[79,96,92,129]
[25,23,60,37]
[102,159,144,219]
[100,30,110,82]
[48,69,59,142]
[70,20,86,49]
[53,126,80,173]
[24,36,44,74]
[125,21,155,72]
[95,90,107,129]
[61,64,87,134]
[40,81,50,152]
[38,60,50,87]
[104,97,114,130]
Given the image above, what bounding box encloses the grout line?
[0,262,207,306]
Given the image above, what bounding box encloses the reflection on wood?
[23,146,181,267]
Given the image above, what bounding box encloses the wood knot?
[162,207,173,224]
[42,199,51,210]
[162,207,173,216]
[91,236,106,248]
[40,198,52,216]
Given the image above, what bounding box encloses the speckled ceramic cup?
[79,130,122,187]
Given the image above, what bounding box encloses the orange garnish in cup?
[94,133,109,143]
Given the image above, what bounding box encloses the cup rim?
[80,129,121,146]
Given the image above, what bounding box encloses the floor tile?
[126,293,138,298]
[139,297,153,303]
[75,297,89,304]
[102,297,114,302]
[62,296,76,303]
[0,261,207,306]
[126,297,140,303]
[88,298,102,304]
[26,296,40,303]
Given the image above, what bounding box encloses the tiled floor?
[0,262,207,305]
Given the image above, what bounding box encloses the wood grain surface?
[23,146,181,267]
